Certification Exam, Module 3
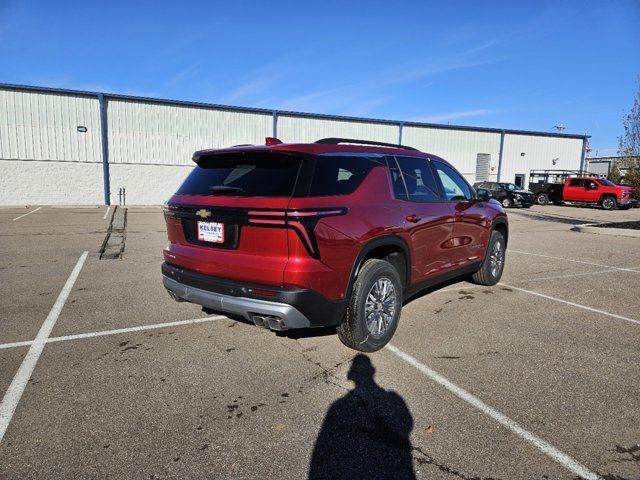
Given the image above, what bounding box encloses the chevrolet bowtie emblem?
[195,209,211,218]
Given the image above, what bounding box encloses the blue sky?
[1,0,639,155]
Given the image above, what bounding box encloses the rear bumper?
[161,262,346,330]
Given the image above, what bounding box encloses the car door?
[489,182,505,202]
[389,156,455,282]
[431,160,490,267]
[583,179,600,202]
[564,178,583,201]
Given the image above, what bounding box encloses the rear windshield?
[177,152,303,197]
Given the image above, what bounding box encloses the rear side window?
[177,152,303,197]
[309,155,382,196]
[568,178,583,187]
[391,156,441,202]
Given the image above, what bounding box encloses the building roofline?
[0,82,590,140]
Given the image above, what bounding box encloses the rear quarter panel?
[285,167,406,300]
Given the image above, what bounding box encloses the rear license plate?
[197,221,225,243]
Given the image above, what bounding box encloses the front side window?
[432,161,473,202]
[391,156,441,202]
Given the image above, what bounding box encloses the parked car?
[473,181,535,208]
[162,137,508,352]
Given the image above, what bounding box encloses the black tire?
[501,197,512,208]
[337,259,403,352]
[471,230,506,286]
[601,196,617,210]
[536,193,549,205]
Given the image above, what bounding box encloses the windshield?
[500,183,519,191]
[597,178,617,187]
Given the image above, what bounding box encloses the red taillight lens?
[246,208,347,259]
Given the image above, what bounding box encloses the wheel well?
[359,245,408,288]
[493,222,508,246]
[599,194,616,202]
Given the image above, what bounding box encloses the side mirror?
[476,188,492,202]
[586,183,597,190]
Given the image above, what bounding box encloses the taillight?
[247,207,347,259]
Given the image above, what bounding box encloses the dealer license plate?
[197,221,225,244]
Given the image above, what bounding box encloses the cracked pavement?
[1,204,639,479]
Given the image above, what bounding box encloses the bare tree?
[618,78,640,193]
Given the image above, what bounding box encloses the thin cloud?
[221,75,281,103]
[164,62,203,88]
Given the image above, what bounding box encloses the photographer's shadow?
[309,354,416,480]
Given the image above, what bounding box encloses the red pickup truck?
[562,177,637,210]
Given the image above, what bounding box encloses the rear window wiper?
[208,185,244,194]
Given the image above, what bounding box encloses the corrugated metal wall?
[501,134,584,188]
[0,85,587,204]
[107,99,272,165]
[277,114,400,145]
[0,89,101,162]
[402,126,502,180]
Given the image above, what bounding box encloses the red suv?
[162,138,508,351]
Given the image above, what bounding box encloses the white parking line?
[516,268,622,283]
[387,344,602,480]
[509,250,639,273]
[499,282,640,326]
[0,315,228,351]
[12,207,42,221]
[103,205,111,220]
[0,251,88,443]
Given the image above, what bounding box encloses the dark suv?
[473,181,535,208]
[162,138,508,352]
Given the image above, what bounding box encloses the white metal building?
[0,84,588,205]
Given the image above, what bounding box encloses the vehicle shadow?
[279,277,474,341]
[308,354,416,480]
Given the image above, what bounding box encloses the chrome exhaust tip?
[251,314,287,331]
[167,289,184,303]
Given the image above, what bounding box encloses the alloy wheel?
[364,277,396,337]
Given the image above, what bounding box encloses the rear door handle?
[406,214,421,223]
[454,211,465,218]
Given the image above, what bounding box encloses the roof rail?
[314,137,419,152]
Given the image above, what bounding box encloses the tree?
[618,78,640,198]
[608,162,622,184]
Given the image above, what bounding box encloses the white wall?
[0,89,101,162]
[0,86,587,205]
[277,115,400,144]
[501,134,584,188]
[0,160,104,205]
[402,126,502,183]
[108,163,193,205]
[107,99,272,166]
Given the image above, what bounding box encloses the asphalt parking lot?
[1,204,639,480]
